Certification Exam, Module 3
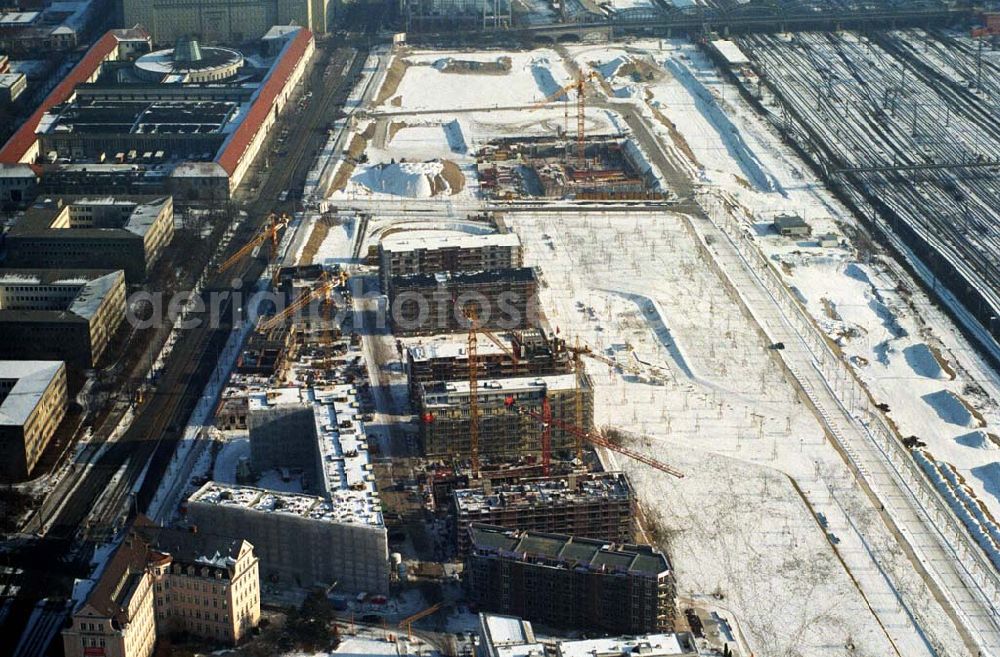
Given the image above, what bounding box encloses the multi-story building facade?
[6,196,175,281]
[452,472,634,553]
[0,360,68,481]
[0,269,127,369]
[418,372,592,459]
[403,327,572,406]
[123,0,333,44]
[62,527,260,657]
[378,230,523,294]
[466,524,676,635]
[389,267,539,337]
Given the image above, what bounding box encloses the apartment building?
[0,269,127,369]
[0,360,67,481]
[5,196,175,281]
[466,524,676,635]
[378,230,523,294]
[452,472,634,553]
[62,527,260,657]
[389,267,539,337]
[403,327,572,405]
[418,372,592,459]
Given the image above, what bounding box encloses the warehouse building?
[390,267,539,336]
[418,372,592,459]
[187,384,389,593]
[466,524,676,635]
[452,472,635,553]
[403,327,572,405]
[0,26,314,203]
[123,0,333,44]
[0,360,67,481]
[0,269,126,369]
[378,230,523,294]
[62,526,260,657]
[6,195,174,281]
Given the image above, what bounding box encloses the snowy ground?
[568,37,1000,569]
[318,39,1000,656]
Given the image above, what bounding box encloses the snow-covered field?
[568,37,1000,562]
[382,50,573,112]
[320,39,1000,655]
[512,210,968,657]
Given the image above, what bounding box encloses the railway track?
[739,29,1000,347]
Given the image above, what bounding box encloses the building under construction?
[237,324,295,377]
[418,372,592,459]
[465,524,676,634]
[378,229,522,295]
[389,267,539,336]
[477,137,666,201]
[402,327,572,405]
[452,472,635,553]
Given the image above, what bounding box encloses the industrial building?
[378,230,523,294]
[466,524,676,635]
[419,372,591,459]
[123,0,333,44]
[0,269,127,369]
[62,526,260,657]
[477,613,701,657]
[0,360,67,481]
[452,472,635,553]
[5,195,174,281]
[188,383,389,593]
[403,327,572,405]
[0,26,315,203]
[389,267,539,336]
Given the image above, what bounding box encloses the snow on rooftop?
[424,372,578,397]
[67,271,121,320]
[0,361,63,426]
[557,634,688,657]
[402,332,507,362]
[380,229,520,253]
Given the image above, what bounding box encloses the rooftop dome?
[134,40,244,84]
[174,36,203,64]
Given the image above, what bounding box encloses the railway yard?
[5,3,1000,657]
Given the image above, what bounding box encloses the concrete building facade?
[186,483,389,593]
[389,267,539,337]
[6,196,174,281]
[452,472,634,553]
[0,360,67,481]
[419,373,592,459]
[123,0,332,44]
[0,269,127,369]
[378,230,523,294]
[466,524,676,635]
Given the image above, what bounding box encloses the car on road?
[278,190,289,202]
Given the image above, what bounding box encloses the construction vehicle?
[398,602,444,641]
[531,72,599,165]
[506,396,684,479]
[217,212,290,275]
[256,269,347,332]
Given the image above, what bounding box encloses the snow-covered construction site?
[92,24,1000,657]
[285,33,1000,656]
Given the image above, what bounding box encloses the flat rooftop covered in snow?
[421,372,578,397]
[12,195,172,239]
[0,360,64,426]
[402,331,508,362]
[0,269,124,321]
[556,633,696,657]
[233,379,381,527]
[454,472,633,514]
[380,230,521,253]
[479,613,544,657]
